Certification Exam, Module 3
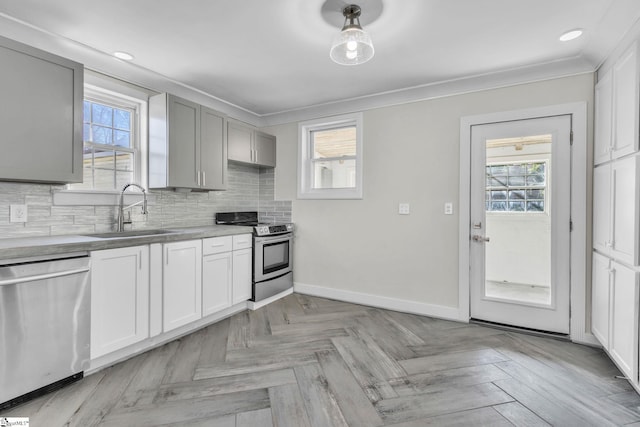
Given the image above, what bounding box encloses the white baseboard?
[294,282,464,322]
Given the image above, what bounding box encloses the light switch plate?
[444,202,453,215]
[10,204,28,223]
[399,203,410,215]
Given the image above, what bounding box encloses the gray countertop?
[0,225,254,261]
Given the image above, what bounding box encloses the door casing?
[458,103,594,343]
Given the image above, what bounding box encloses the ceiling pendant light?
[330,4,375,66]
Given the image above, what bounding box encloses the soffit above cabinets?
[0,0,639,125]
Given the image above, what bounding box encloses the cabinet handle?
[139,250,142,270]
[202,171,206,187]
[166,247,169,265]
[196,171,201,186]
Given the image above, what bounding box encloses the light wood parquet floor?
[5,294,640,426]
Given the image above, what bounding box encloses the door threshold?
[470,318,569,341]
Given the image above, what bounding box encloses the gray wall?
[0,163,291,238]
[264,74,594,312]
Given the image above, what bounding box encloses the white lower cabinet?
[163,239,202,332]
[592,253,639,382]
[202,234,253,310]
[609,260,639,381]
[90,245,149,359]
[233,248,252,304]
[202,251,232,315]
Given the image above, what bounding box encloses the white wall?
[264,74,594,318]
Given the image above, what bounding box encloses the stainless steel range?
[215,212,293,302]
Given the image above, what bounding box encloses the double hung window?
[298,112,363,199]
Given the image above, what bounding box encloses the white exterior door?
[470,115,571,334]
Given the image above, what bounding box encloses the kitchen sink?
[84,229,176,239]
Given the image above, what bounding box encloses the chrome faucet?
[117,183,148,232]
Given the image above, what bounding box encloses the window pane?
[509,190,525,200]
[491,201,507,211]
[526,189,544,199]
[83,101,91,124]
[491,190,507,200]
[91,104,113,126]
[527,201,545,211]
[114,130,130,148]
[508,164,526,175]
[312,159,356,189]
[509,201,525,211]
[83,123,90,141]
[527,174,545,185]
[91,125,113,144]
[116,151,134,172]
[491,165,507,175]
[93,148,115,189]
[507,175,525,186]
[312,127,356,159]
[114,109,131,130]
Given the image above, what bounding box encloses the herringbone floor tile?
[5,294,640,426]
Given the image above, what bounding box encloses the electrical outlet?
[10,204,28,223]
[398,203,410,215]
[444,202,453,215]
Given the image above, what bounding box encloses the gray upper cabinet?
[149,93,227,190]
[0,36,83,183]
[227,121,276,168]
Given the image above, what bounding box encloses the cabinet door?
[610,261,639,381]
[0,36,83,183]
[593,164,612,255]
[612,43,640,160]
[591,252,611,349]
[232,248,253,304]
[163,240,202,332]
[202,252,232,316]
[227,121,253,163]
[91,246,149,359]
[594,70,613,165]
[168,96,201,188]
[200,107,227,190]
[611,155,640,265]
[255,131,277,167]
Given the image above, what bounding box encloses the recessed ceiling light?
[113,51,134,61]
[559,29,583,42]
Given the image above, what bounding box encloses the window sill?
[297,187,363,200]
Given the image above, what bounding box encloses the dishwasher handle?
[0,267,90,287]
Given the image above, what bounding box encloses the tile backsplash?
[0,163,291,239]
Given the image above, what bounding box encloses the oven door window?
[263,240,289,274]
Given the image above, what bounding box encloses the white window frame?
[56,76,148,206]
[298,112,363,199]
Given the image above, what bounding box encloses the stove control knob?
[257,226,269,235]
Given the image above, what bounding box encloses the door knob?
[472,235,490,242]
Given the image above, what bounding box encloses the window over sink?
[68,85,145,192]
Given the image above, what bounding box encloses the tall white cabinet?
[592,40,640,387]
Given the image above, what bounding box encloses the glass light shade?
[330,27,374,66]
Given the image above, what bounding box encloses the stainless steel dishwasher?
[0,253,91,409]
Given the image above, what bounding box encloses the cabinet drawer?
[233,233,253,250]
[202,236,233,255]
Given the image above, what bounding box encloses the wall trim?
[459,102,589,342]
[294,282,464,322]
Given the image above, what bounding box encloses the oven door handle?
[254,234,292,245]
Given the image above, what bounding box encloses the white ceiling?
[1,0,640,125]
